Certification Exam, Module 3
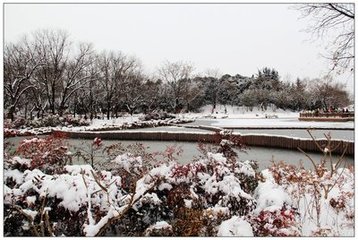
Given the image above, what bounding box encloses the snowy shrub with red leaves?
[4,132,261,236]
[3,131,354,237]
[14,132,72,174]
[266,159,354,236]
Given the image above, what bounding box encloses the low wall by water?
[55,130,354,156]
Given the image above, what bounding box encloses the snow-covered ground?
[180,105,299,119]
[5,105,354,138]
[82,105,353,130]
[182,105,354,129]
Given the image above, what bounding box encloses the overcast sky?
[4,3,353,90]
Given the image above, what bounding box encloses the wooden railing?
[299,112,354,118]
[55,130,354,156]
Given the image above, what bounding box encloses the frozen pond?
[233,129,354,141]
[185,119,354,140]
[193,118,354,129]
[7,136,354,171]
[118,125,354,141]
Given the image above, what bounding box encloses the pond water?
[7,136,354,171]
[189,119,354,140]
[233,129,354,141]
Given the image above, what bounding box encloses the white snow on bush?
[10,156,31,167]
[254,170,291,213]
[22,209,38,220]
[148,221,171,229]
[26,196,37,205]
[217,216,253,236]
[64,165,94,175]
[144,221,173,236]
[5,169,24,185]
[8,165,123,212]
[112,153,143,173]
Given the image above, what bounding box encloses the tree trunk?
[24,103,28,120]
[51,84,56,114]
[107,101,111,120]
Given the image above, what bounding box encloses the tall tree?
[33,29,71,115]
[97,51,140,119]
[254,67,281,91]
[123,70,145,115]
[57,42,94,115]
[4,38,42,120]
[157,61,194,113]
[296,3,354,73]
[309,76,350,111]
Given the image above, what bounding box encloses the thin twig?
[307,130,325,152]
[13,205,40,237]
[91,170,108,193]
[335,143,349,169]
[297,147,319,175]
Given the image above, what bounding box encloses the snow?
[217,216,254,236]
[11,165,123,213]
[83,205,125,237]
[147,221,171,230]
[22,209,38,219]
[210,118,353,129]
[5,169,24,185]
[144,221,173,236]
[141,193,162,205]
[204,206,230,218]
[10,156,31,167]
[237,161,256,177]
[158,182,172,191]
[184,199,192,208]
[254,170,291,213]
[112,153,143,173]
[26,196,37,205]
[184,104,299,119]
[64,165,94,175]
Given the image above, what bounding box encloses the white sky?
[3,3,354,90]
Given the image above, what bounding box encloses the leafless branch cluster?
[295,3,354,73]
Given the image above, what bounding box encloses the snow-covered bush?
[4,131,354,237]
[217,216,253,236]
[139,111,175,121]
[5,115,90,130]
[14,132,71,174]
[267,160,354,236]
[4,132,262,236]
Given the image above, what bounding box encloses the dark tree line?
[4,29,352,121]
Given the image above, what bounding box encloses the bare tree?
[181,78,205,112]
[78,58,102,120]
[33,29,71,115]
[309,76,350,111]
[58,42,94,115]
[296,4,354,73]
[157,60,195,112]
[4,37,43,120]
[123,71,145,115]
[97,51,140,119]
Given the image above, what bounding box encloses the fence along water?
[55,130,354,156]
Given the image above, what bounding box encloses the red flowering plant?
[250,204,300,237]
[15,132,71,174]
